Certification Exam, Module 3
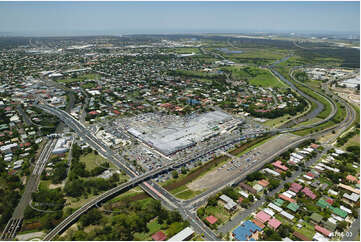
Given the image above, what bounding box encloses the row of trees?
[63,199,187,241]
[336,126,360,147]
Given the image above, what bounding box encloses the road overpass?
[35,55,354,241]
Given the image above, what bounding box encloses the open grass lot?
[295,99,347,136]
[235,136,275,157]
[249,69,286,87]
[57,73,100,84]
[293,119,335,136]
[291,81,332,120]
[204,204,231,224]
[170,185,204,200]
[104,187,149,208]
[342,134,360,148]
[39,180,51,190]
[79,152,114,171]
[214,47,290,65]
[293,117,323,128]
[221,66,286,88]
[65,193,98,209]
[263,114,291,127]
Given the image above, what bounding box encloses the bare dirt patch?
[187,133,299,191]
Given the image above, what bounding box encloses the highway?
[1,82,76,240]
[37,103,219,241]
[0,138,57,240]
[38,84,355,241]
[34,59,352,239]
[35,56,356,241]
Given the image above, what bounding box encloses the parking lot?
[90,112,268,183]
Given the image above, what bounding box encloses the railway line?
[24,53,356,241]
[37,80,355,240]
[1,138,57,240]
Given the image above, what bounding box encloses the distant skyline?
[0,1,359,36]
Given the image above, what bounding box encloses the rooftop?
[205,215,218,225]
[233,220,262,241]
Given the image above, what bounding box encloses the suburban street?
[216,147,329,235]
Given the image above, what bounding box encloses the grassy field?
[249,69,286,87]
[39,180,51,190]
[221,66,286,88]
[294,99,347,136]
[170,185,204,200]
[263,114,291,128]
[204,204,231,224]
[293,117,323,128]
[105,187,149,207]
[342,134,360,148]
[214,47,290,65]
[65,193,98,209]
[274,66,340,136]
[235,136,275,157]
[57,74,100,84]
[79,152,113,171]
[293,119,335,136]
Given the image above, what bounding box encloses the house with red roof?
[306,172,315,178]
[152,231,166,241]
[255,211,271,223]
[268,218,282,230]
[112,109,121,115]
[272,160,288,171]
[346,175,358,183]
[310,143,319,149]
[290,182,303,193]
[315,225,332,237]
[88,111,98,115]
[258,179,269,187]
[205,215,218,225]
[302,187,317,200]
[326,198,334,205]
[278,194,296,203]
[252,219,265,229]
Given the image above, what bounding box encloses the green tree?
[172,170,179,179]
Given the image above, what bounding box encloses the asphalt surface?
[1,84,76,240]
[270,67,324,123]
[36,72,356,241]
[342,209,360,241]
[1,138,57,240]
[38,104,220,241]
[34,52,356,241]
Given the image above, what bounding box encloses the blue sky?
[0,1,359,36]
